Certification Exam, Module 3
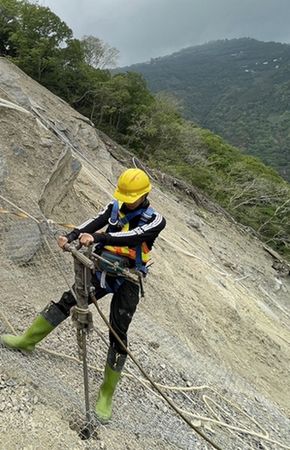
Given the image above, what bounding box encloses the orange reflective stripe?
[141,242,150,254]
[105,208,151,263]
[104,244,150,263]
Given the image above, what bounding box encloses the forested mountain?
[118,38,290,181]
[1,2,290,258]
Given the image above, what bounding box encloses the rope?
[1,85,288,445]
[0,199,230,279]
[159,234,229,277]
[30,106,116,196]
[90,293,222,450]
[1,304,289,449]
[1,196,290,449]
[0,195,39,223]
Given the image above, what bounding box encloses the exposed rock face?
[4,219,41,264]
[0,65,32,109]
[39,149,81,217]
[0,58,114,221]
[0,152,8,185]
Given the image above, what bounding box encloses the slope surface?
[0,57,289,450]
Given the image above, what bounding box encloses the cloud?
[40,0,290,65]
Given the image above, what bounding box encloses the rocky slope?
[0,57,289,450]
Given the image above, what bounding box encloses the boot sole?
[93,410,111,424]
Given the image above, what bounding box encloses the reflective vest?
[104,200,154,268]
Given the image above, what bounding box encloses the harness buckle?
[108,217,119,226]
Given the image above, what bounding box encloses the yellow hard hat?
[114,168,152,203]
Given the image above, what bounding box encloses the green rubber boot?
[0,315,55,352]
[95,347,126,423]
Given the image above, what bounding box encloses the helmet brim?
[113,186,151,203]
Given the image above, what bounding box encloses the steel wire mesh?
[0,208,290,450]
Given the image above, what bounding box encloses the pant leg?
[108,280,140,354]
[42,279,108,327]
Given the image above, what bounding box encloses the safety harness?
[95,200,155,293]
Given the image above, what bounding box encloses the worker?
[1,168,166,423]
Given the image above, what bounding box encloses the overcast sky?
[40,0,290,66]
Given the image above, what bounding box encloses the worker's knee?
[111,281,140,329]
[108,281,139,354]
[41,291,76,326]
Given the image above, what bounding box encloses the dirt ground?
[0,57,289,450]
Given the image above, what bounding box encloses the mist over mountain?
[118,38,290,181]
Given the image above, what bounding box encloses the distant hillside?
[2,1,290,258]
[118,38,290,181]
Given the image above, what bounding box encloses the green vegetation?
[119,38,290,182]
[1,1,290,258]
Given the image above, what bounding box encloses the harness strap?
[135,245,143,271]
[108,200,119,229]
[140,207,155,221]
[118,208,147,226]
[135,206,155,272]
[100,270,107,289]
[95,270,125,294]
[107,201,155,271]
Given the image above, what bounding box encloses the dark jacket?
[66,199,166,251]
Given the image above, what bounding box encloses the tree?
[82,35,119,69]
[127,92,183,157]
[79,72,154,135]
[9,1,73,80]
[0,0,22,56]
